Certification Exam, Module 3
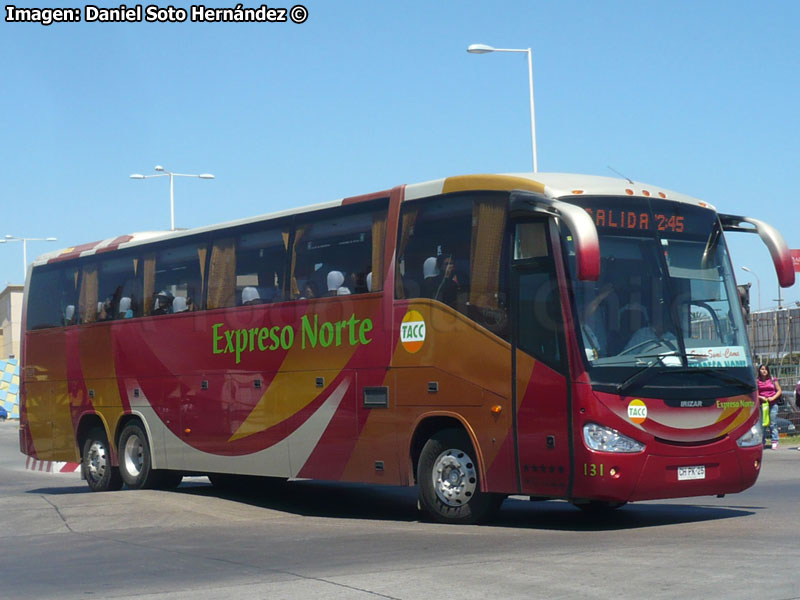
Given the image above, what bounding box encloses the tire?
[417,428,504,524]
[82,427,123,492]
[118,421,169,490]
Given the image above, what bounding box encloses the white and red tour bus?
[19,173,795,523]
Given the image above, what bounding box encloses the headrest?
[423,257,439,279]
[172,296,188,313]
[118,297,131,313]
[366,272,373,292]
[242,286,260,303]
[336,287,351,296]
[327,270,345,291]
[65,305,75,320]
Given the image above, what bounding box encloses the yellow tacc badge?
[400,310,426,353]
[627,399,647,424]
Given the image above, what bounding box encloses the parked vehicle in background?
[775,417,797,436]
[0,406,7,421]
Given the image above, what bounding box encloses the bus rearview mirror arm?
[719,214,795,288]
[509,190,600,281]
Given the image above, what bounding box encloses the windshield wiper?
[616,352,673,395]
[664,367,754,391]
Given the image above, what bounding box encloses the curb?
[25,456,81,474]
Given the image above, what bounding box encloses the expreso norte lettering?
[213,313,373,364]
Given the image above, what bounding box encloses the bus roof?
[33,172,715,268]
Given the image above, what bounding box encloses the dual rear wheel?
[80,423,181,492]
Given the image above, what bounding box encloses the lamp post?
[130,165,214,231]
[467,43,538,173]
[741,266,761,311]
[1,235,58,281]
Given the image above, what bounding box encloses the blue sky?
[2,0,798,309]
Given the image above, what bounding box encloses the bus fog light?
[736,421,763,448]
[583,423,644,453]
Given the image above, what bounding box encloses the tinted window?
[236,228,287,306]
[150,243,206,315]
[292,201,387,299]
[397,192,509,339]
[27,264,80,330]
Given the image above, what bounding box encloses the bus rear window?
[27,265,79,330]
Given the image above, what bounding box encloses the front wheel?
[82,428,123,492]
[417,428,503,524]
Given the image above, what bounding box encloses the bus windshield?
[563,196,753,393]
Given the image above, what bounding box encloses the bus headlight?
[583,423,645,453]
[736,421,763,448]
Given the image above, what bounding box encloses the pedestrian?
[756,364,782,449]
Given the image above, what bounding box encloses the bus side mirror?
[719,214,796,288]
[510,191,600,281]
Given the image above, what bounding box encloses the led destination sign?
[571,197,715,237]
[583,208,684,233]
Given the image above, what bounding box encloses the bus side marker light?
[625,188,634,195]
[185,428,191,435]
[491,405,503,414]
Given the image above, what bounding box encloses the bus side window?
[397,192,509,340]
[95,255,140,321]
[151,242,207,315]
[235,226,288,305]
[291,200,388,300]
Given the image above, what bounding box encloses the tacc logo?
[627,399,647,424]
[400,310,426,353]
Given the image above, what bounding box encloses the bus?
[18,173,795,524]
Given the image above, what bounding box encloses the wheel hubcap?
[86,440,108,483]
[123,434,144,477]
[432,448,477,507]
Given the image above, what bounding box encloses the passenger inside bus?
[153,291,174,315]
[421,254,459,308]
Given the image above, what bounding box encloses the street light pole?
[1,235,58,281]
[467,43,538,173]
[741,266,761,311]
[130,165,214,231]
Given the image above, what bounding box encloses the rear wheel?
[82,428,123,492]
[118,422,176,489]
[417,428,504,524]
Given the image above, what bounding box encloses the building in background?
[0,285,24,360]
[0,286,23,419]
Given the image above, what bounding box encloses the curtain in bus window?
[290,226,307,299]
[79,264,99,324]
[142,253,156,316]
[207,238,236,309]
[395,206,418,299]
[470,199,506,309]
[371,213,386,292]
[197,246,208,307]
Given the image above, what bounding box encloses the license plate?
[677,465,706,481]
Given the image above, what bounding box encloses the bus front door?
[511,220,571,498]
